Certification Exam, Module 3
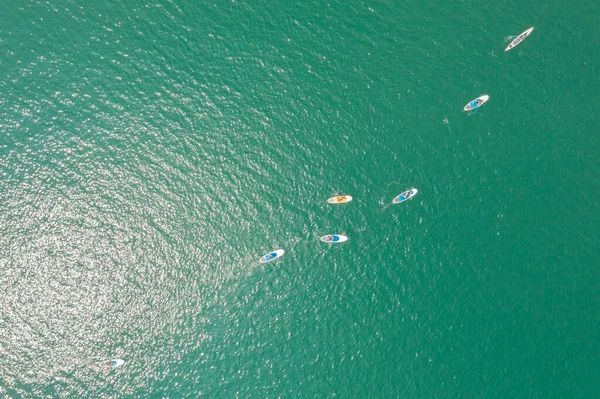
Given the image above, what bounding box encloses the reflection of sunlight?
[0,149,215,394]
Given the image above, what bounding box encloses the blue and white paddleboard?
[464,95,489,111]
[259,249,285,263]
[505,27,534,52]
[320,234,348,243]
[392,188,418,204]
[98,359,124,370]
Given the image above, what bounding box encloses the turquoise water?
[1,0,598,397]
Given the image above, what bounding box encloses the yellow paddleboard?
[327,195,352,204]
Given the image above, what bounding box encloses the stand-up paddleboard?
[259,249,284,263]
[98,359,124,370]
[505,27,534,52]
[327,195,352,204]
[463,95,489,112]
[320,234,348,243]
[392,188,418,204]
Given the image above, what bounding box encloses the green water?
[1,0,598,397]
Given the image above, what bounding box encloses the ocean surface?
[1,0,598,397]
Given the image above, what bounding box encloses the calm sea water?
[1,0,598,397]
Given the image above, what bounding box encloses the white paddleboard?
[327,195,352,204]
[98,359,124,370]
[259,249,284,263]
[505,27,534,52]
[392,188,418,204]
[463,95,489,111]
[320,234,348,243]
